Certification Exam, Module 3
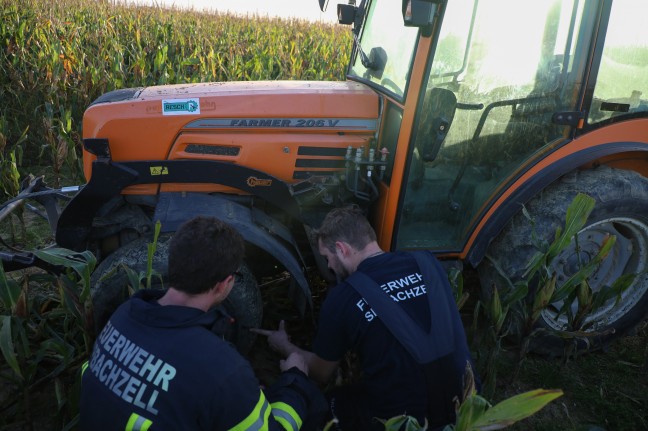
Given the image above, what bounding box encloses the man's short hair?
[168,216,244,294]
[315,205,377,252]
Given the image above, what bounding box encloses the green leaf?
[378,415,427,431]
[471,389,563,430]
[34,248,96,288]
[55,377,66,410]
[502,281,528,307]
[145,221,162,289]
[123,265,143,293]
[522,250,547,281]
[0,263,21,309]
[0,316,23,380]
[591,272,637,311]
[546,193,595,262]
[483,254,516,293]
[552,235,617,304]
[454,393,490,431]
[58,276,82,320]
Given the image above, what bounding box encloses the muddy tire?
[478,167,648,354]
[90,234,263,353]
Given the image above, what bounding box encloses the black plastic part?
[0,251,62,273]
[153,193,312,309]
[56,159,301,251]
[89,87,144,106]
[83,138,111,159]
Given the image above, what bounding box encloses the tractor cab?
[330,0,648,258]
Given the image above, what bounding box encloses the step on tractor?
[2,0,648,354]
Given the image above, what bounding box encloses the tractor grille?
[293,146,347,179]
[185,144,240,156]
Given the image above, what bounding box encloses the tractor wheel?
[90,234,263,353]
[478,167,648,354]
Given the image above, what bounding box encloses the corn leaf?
[34,248,96,289]
[591,272,637,311]
[0,262,21,309]
[471,389,563,430]
[454,394,490,431]
[0,315,23,380]
[378,415,427,431]
[552,235,617,304]
[546,193,595,262]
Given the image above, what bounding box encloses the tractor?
[2,0,647,354]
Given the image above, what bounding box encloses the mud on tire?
[90,234,263,353]
[479,167,648,354]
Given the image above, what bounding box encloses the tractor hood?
[82,80,380,186]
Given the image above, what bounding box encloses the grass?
[251,273,648,431]
[2,272,645,429]
[493,323,648,430]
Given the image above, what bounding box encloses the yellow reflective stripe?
[81,361,89,376]
[270,402,302,431]
[125,413,152,431]
[228,391,270,431]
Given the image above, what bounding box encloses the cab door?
[389,0,598,253]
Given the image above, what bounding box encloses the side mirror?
[337,3,357,25]
[318,0,329,12]
[402,0,438,30]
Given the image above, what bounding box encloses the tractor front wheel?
[90,234,263,353]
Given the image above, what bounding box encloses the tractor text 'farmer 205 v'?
[2,0,648,354]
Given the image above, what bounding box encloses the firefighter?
[253,206,479,430]
[80,216,326,430]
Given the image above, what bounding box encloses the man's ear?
[335,240,351,257]
[212,275,234,301]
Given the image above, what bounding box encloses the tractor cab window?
[348,0,419,99]
[396,0,590,250]
[588,3,648,126]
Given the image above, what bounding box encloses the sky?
[121,0,340,22]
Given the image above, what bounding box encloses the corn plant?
[447,389,563,431]
[483,193,637,368]
[0,116,27,198]
[448,266,470,311]
[122,220,163,292]
[0,248,95,429]
[375,365,563,431]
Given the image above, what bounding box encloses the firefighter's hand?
[280,352,308,376]
[251,320,291,356]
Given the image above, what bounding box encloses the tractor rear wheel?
[90,234,263,353]
[478,167,648,354]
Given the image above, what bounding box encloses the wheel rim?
[542,216,648,332]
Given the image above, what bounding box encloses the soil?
[249,272,648,431]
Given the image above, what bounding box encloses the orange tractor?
[3,0,647,353]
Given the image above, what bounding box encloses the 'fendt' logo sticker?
[162,98,200,116]
[247,177,272,187]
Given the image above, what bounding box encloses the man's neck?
[352,242,384,271]
[157,287,211,312]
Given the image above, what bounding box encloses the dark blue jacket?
[81,290,323,430]
[313,251,478,428]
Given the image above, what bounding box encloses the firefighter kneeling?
[80,216,326,430]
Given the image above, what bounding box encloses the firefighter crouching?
[80,216,326,430]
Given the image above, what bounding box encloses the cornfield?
[0,0,351,187]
